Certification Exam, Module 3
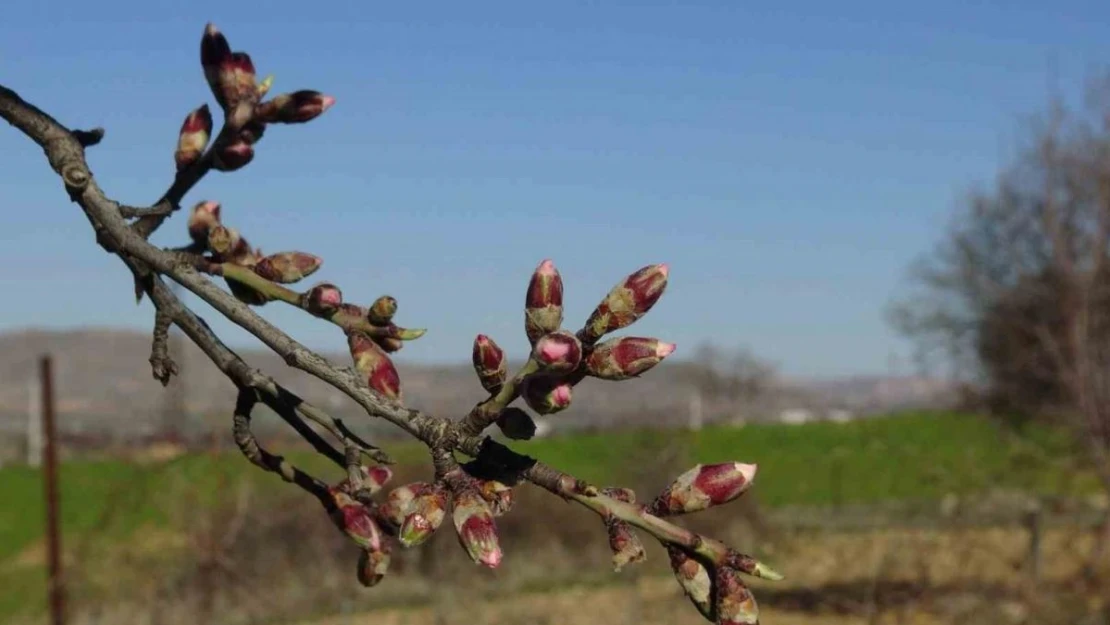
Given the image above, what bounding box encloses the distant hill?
[0,329,958,442]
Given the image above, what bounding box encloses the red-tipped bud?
[367,295,398,326]
[606,520,646,572]
[303,282,343,314]
[348,333,402,401]
[398,485,449,548]
[356,545,392,587]
[174,105,213,171]
[585,337,675,381]
[472,334,507,394]
[210,48,258,113]
[212,139,254,171]
[650,462,758,516]
[524,259,564,344]
[379,482,432,528]
[521,376,573,415]
[496,407,536,440]
[337,465,393,496]
[477,480,514,517]
[452,487,502,568]
[328,490,383,551]
[255,90,337,124]
[532,331,583,373]
[581,264,669,343]
[186,200,221,245]
[716,567,759,625]
[667,546,715,621]
[253,251,323,284]
[200,23,232,108]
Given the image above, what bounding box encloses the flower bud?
[337,465,393,496]
[328,490,383,551]
[212,139,254,171]
[521,376,573,415]
[532,331,583,373]
[367,295,398,325]
[496,407,536,440]
[303,282,343,314]
[716,566,759,625]
[524,259,564,344]
[380,482,432,528]
[252,251,323,284]
[667,546,715,622]
[581,264,669,343]
[452,487,502,568]
[356,544,392,587]
[200,23,258,113]
[348,333,402,401]
[255,90,337,124]
[238,120,265,145]
[478,480,513,517]
[472,334,507,394]
[399,485,449,548]
[606,520,645,572]
[186,200,221,245]
[650,462,757,516]
[586,337,676,381]
[174,104,213,171]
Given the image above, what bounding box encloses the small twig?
[149,309,179,386]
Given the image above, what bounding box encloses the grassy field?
[0,411,1095,561]
[0,410,1102,622]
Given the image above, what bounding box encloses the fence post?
[1023,502,1043,583]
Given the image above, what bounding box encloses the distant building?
[777,408,814,425]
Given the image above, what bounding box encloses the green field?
[0,411,1094,566]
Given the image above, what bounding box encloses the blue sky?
[2,1,1108,378]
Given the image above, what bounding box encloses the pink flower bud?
[581,263,669,343]
[302,282,343,314]
[356,544,391,587]
[328,490,383,551]
[252,251,323,284]
[212,139,254,171]
[524,259,564,344]
[367,295,398,326]
[532,331,583,373]
[452,487,502,568]
[716,566,759,625]
[348,333,402,401]
[521,376,573,415]
[373,336,404,353]
[186,200,221,245]
[174,104,213,171]
[650,462,757,516]
[667,546,715,621]
[337,465,393,495]
[255,90,337,124]
[606,520,645,572]
[585,337,675,381]
[380,482,432,528]
[472,334,507,393]
[201,24,258,113]
[496,407,536,440]
[398,485,448,548]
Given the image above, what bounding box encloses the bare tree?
[890,80,1110,577]
[0,23,783,623]
[683,343,777,425]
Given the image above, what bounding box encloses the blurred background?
[2,1,1110,624]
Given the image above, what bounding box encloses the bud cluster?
[469,259,673,438]
[190,23,335,173]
